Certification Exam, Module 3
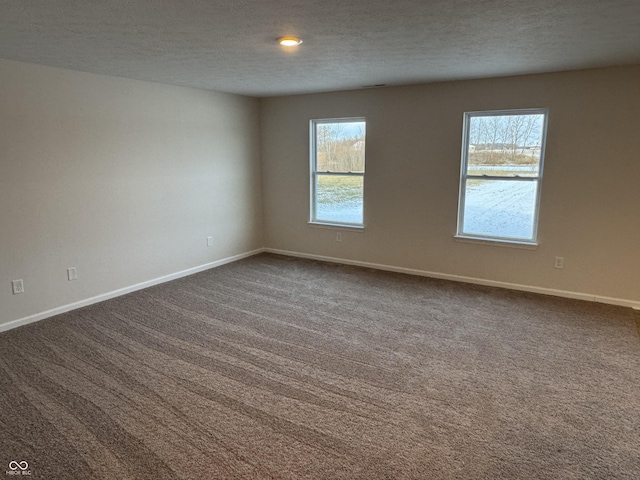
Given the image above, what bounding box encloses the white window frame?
[310,117,366,228]
[456,108,548,245]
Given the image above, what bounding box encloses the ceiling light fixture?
[278,36,303,47]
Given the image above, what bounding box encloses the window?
[457,109,548,244]
[310,118,366,226]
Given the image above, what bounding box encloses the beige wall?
[0,59,263,327]
[260,66,640,304]
[2,61,638,328]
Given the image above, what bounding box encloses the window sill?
[454,235,538,250]
[308,222,365,231]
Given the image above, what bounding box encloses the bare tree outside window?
[468,114,543,170]
[316,123,365,173]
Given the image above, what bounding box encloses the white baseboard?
[3,246,636,334]
[265,248,640,311]
[0,248,266,333]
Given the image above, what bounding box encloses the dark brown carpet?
[1,253,639,479]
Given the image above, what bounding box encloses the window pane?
[315,174,363,224]
[462,179,538,240]
[467,114,545,177]
[316,121,366,173]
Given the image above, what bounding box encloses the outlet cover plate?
[12,279,24,294]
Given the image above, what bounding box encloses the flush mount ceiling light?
[278,36,303,47]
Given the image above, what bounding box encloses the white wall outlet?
[554,257,564,269]
[336,232,342,242]
[67,267,78,281]
[12,279,24,295]
[207,236,213,247]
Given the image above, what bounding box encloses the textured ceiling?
[0,0,639,97]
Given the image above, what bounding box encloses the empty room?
[1,1,639,478]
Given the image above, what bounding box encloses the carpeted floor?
[1,253,639,479]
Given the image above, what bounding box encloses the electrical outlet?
[336,232,342,242]
[12,279,24,295]
[207,236,213,247]
[554,257,564,269]
[67,267,77,281]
